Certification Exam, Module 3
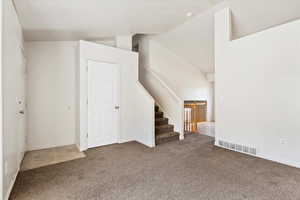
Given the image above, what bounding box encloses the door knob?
[19,110,25,114]
[115,106,120,109]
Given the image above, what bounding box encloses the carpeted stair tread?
[155,132,179,140]
[154,104,179,145]
[155,124,173,129]
[155,124,174,134]
[155,132,180,145]
[155,117,167,121]
[155,111,163,118]
[155,118,168,126]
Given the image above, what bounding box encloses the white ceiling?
[14,0,221,41]
[14,0,300,72]
[229,0,300,39]
[155,6,218,73]
[155,0,300,73]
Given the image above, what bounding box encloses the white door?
[88,60,120,148]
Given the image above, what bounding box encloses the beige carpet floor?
[21,145,86,171]
[10,134,300,200]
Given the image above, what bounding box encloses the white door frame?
[86,59,121,148]
[0,0,3,197]
[17,47,27,164]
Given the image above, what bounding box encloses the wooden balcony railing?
[184,101,207,132]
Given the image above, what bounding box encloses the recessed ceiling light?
[186,12,193,17]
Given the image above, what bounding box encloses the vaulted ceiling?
[155,0,300,73]
[14,0,222,41]
[14,0,300,73]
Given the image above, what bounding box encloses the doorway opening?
[184,101,207,133]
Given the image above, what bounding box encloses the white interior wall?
[150,40,213,122]
[137,36,214,122]
[215,8,300,168]
[153,9,216,74]
[78,41,155,150]
[141,66,185,137]
[0,0,3,197]
[25,42,77,151]
[115,35,133,50]
[0,1,4,199]
[93,40,116,47]
[135,82,156,147]
[2,0,26,199]
[25,39,117,151]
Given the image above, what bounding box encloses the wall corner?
[215,7,233,43]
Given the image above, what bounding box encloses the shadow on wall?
[133,35,215,123]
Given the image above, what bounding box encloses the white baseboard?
[4,169,19,200]
[76,143,84,152]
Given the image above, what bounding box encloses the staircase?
[155,105,180,145]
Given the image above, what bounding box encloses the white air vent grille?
[218,140,257,155]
